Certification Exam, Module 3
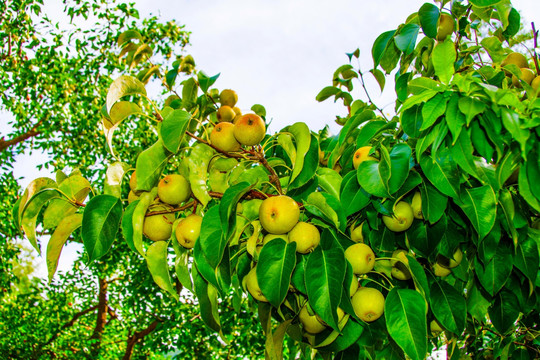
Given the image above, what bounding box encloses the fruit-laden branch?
[0,122,42,152]
[122,319,162,360]
[90,277,109,357]
[185,130,284,194]
[30,305,99,359]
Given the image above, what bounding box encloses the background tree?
[1,1,269,358]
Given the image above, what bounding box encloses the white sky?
[11,0,540,278]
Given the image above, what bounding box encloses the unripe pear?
[288,222,320,254]
[157,174,191,206]
[128,190,139,203]
[344,243,376,275]
[350,221,364,242]
[217,105,236,122]
[391,249,412,280]
[244,266,267,302]
[175,214,203,249]
[501,52,529,70]
[351,287,385,322]
[143,205,175,241]
[382,201,414,232]
[210,122,241,152]
[433,262,452,277]
[299,304,326,334]
[220,89,238,107]
[512,67,535,87]
[437,248,463,269]
[532,76,540,94]
[349,275,359,297]
[411,191,423,219]
[430,319,444,336]
[436,13,455,41]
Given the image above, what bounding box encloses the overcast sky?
[16,0,540,277]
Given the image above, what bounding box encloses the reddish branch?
[122,320,161,360]
[90,277,109,356]
[0,126,41,152]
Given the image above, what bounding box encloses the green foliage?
[9,0,540,359]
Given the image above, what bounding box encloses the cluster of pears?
[129,171,202,249]
[501,52,540,92]
[210,89,267,152]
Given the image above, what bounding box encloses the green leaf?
[395,23,420,55]
[21,188,63,254]
[171,233,193,292]
[432,39,455,84]
[338,110,375,147]
[121,200,139,253]
[290,134,319,190]
[305,192,345,230]
[421,183,448,224]
[42,175,91,228]
[445,92,466,143]
[161,109,191,154]
[106,101,142,126]
[429,281,467,335]
[305,246,346,331]
[187,143,214,207]
[407,255,430,300]
[466,281,492,321]
[421,93,448,130]
[469,0,503,7]
[106,75,147,113]
[501,108,529,157]
[257,239,297,307]
[135,139,171,191]
[388,144,412,194]
[251,104,266,117]
[193,267,221,333]
[372,30,396,68]
[458,185,497,240]
[400,105,423,138]
[357,160,391,198]
[458,97,486,126]
[418,3,440,38]
[502,7,520,37]
[46,214,83,282]
[370,68,386,92]
[117,29,142,47]
[316,86,341,102]
[385,288,428,360]
[489,289,520,334]
[284,122,312,187]
[513,236,539,284]
[518,165,540,213]
[131,189,157,257]
[197,71,220,93]
[81,195,123,263]
[419,151,460,199]
[146,241,179,300]
[408,77,445,95]
[198,206,223,270]
[340,172,371,217]
[356,120,391,147]
[498,190,518,245]
[450,130,480,180]
[220,182,252,243]
[316,168,342,200]
[181,77,198,110]
[496,148,520,188]
[475,245,513,296]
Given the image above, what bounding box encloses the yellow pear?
[217,105,236,122]
[433,262,452,277]
[175,214,203,249]
[244,266,268,302]
[353,146,377,169]
[259,195,300,234]
[351,287,385,322]
[350,221,364,242]
[220,89,238,107]
[411,191,423,219]
[299,304,326,334]
[210,122,241,152]
[143,204,175,241]
[344,243,376,275]
[288,222,320,254]
[382,201,414,232]
[437,248,463,269]
[157,174,191,206]
[233,113,266,146]
[436,13,455,41]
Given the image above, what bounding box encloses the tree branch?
[0,126,41,152]
[122,320,161,360]
[90,277,108,357]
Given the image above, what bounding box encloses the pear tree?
[14,0,540,358]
